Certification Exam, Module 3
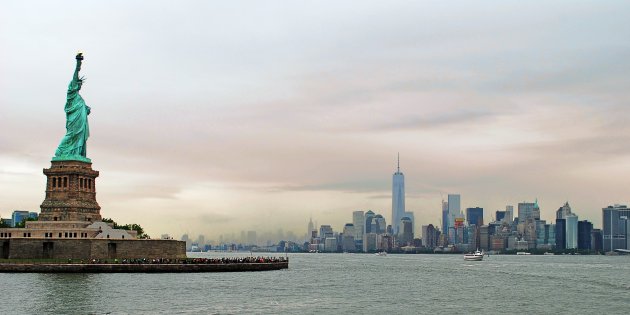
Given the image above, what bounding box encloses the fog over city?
[2,1,630,241]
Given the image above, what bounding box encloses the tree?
[14,217,37,228]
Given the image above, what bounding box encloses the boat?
[464,250,484,261]
[375,252,387,256]
[543,252,555,255]
[516,252,531,255]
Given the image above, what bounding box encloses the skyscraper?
[518,201,540,221]
[352,211,365,241]
[565,214,578,249]
[466,207,484,226]
[556,202,572,219]
[442,199,449,235]
[577,220,593,250]
[399,217,413,245]
[602,205,630,252]
[392,154,405,235]
[555,219,566,250]
[505,205,514,223]
[365,210,375,234]
[307,217,315,241]
[447,194,461,233]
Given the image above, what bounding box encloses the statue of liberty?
[53,52,91,162]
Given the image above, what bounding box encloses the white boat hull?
[464,255,484,261]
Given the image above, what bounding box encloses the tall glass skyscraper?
[392,154,405,235]
[447,194,461,232]
[565,214,578,249]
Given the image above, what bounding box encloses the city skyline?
[2,1,630,239]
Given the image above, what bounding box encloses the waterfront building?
[515,239,529,251]
[591,229,603,252]
[479,225,489,251]
[343,224,355,240]
[602,205,630,251]
[555,219,566,250]
[365,210,375,234]
[391,154,405,235]
[507,236,517,250]
[363,233,377,252]
[535,220,547,248]
[324,237,338,252]
[341,225,356,252]
[466,207,484,226]
[352,211,365,241]
[466,224,478,250]
[577,220,593,250]
[490,234,506,251]
[565,214,578,249]
[377,234,393,252]
[422,224,438,249]
[399,217,413,245]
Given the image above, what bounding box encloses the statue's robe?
[55,79,90,158]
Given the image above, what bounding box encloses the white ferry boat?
[464,250,484,261]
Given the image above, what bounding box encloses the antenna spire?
[397,152,400,172]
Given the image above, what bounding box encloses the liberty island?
[0,54,287,273]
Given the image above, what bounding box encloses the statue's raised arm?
[53,52,91,163]
[73,52,83,82]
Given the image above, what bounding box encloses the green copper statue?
[53,52,91,163]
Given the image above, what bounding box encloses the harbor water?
[2,253,629,314]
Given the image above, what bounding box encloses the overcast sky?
[1,1,630,241]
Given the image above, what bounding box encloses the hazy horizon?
[2,1,630,240]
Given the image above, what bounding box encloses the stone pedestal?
[39,160,101,222]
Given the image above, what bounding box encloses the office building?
[565,214,578,249]
[556,202,572,219]
[442,200,449,236]
[319,225,333,239]
[399,217,413,245]
[505,205,514,223]
[363,233,377,252]
[591,229,603,252]
[495,210,506,222]
[556,219,566,250]
[352,211,365,241]
[603,205,630,251]
[466,207,484,226]
[391,154,405,235]
[577,220,593,250]
[447,194,461,233]
[373,215,386,234]
[365,210,375,234]
[422,224,438,249]
[11,210,35,227]
[518,201,540,221]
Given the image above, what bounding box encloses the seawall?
[0,262,288,273]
